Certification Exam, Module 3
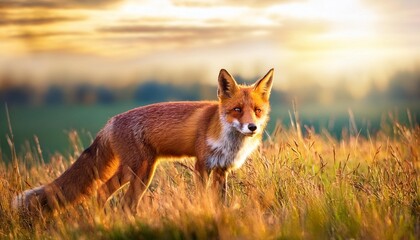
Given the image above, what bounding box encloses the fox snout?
[232,121,259,136]
[248,123,257,132]
[242,122,258,136]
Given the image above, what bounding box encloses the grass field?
[0,110,418,239]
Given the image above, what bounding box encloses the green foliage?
[1,101,419,158]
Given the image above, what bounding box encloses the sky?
[1,0,419,98]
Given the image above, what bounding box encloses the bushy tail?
[13,132,117,214]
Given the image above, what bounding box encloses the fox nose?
[248,123,257,132]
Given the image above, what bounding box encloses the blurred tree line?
[0,70,419,106]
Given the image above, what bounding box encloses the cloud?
[0,16,86,26]
[222,0,302,7]
[0,0,123,9]
[98,24,273,34]
[8,31,86,39]
[271,19,331,49]
[171,0,300,8]
[97,23,276,46]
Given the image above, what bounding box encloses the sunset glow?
[1,0,419,94]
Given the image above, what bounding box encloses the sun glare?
[266,0,382,90]
[1,0,417,90]
[270,0,378,39]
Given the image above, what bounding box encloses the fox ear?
[254,68,274,101]
[218,69,238,99]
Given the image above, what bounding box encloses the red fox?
[13,68,274,214]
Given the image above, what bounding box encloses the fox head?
[218,69,274,136]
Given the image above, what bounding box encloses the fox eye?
[255,108,262,114]
[233,107,242,113]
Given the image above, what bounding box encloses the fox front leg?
[212,168,228,203]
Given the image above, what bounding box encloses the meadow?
[0,107,418,239]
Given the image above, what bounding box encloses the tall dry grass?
[0,113,419,239]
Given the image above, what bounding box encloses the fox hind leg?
[97,166,132,208]
[121,158,157,214]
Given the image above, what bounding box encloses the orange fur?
[13,69,274,214]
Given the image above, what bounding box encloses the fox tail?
[12,131,116,214]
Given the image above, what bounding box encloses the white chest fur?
[206,129,260,170]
